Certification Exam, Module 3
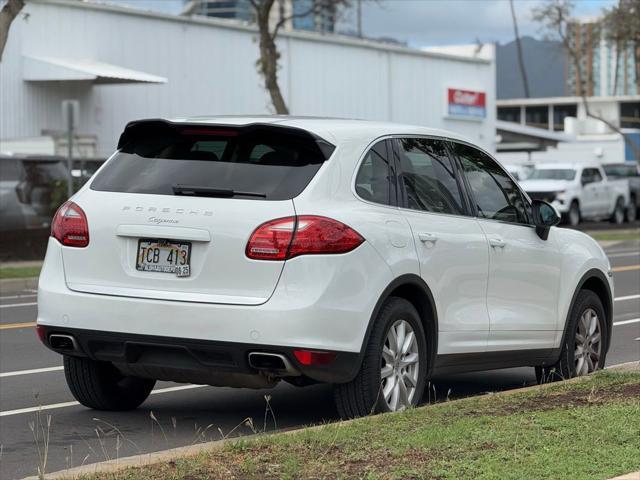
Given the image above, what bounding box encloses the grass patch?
[587,230,639,242]
[0,266,41,279]
[82,371,640,480]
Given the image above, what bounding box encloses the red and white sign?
[447,88,486,119]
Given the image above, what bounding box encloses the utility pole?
[510,0,530,98]
[356,0,362,37]
[64,101,75,198]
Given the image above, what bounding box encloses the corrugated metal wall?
[0,0,496,157]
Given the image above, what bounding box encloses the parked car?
[37,118,613,417]
[602,163,639,223]
[0,154,69,235]
[503,163,535,182]
[519,163,630,226]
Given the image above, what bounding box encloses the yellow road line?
[612,264,640,273]
[0,322,36,330]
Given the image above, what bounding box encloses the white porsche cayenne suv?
[37,117,613,417]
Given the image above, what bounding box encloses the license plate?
[136,239,192,277]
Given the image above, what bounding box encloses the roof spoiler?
[117,119,336,160]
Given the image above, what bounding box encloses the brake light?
[51,201,89,247]
[180,128,239,136]
[246,215,363,261]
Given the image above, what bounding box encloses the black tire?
[334,297,428,419]
[566,201,581,226]
[535,290,607,384]
[64,356,155,410]
[610,197,625,225]
[626,197,637,223]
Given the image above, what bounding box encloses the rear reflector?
[246,215,363,261]
[36,325,46,344]
[51,201,90,247]
[293,349,337,366]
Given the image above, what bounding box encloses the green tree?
[602,0,639,95]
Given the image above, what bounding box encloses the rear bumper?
[38,325,360,385]
[38,238,394,383]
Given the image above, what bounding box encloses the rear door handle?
[489,238,506,248]
[418,233,438,243]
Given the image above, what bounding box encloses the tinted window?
[18,160,69,215]
[91,125,332,200]
[603,164,639,178]
[454,143,529,224]
[397,138,466,215]
[582,168,602,184]
[355,140,394,205]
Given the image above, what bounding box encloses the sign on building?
[447,88,486,120]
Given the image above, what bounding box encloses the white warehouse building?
[0,0,496,159]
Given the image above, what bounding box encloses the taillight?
[51,201,89,247]
[246,215,363,261]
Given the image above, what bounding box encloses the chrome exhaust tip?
[49,334,78,352]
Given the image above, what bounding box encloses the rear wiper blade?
[172,184,267,198]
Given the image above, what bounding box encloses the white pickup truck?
[519,163,630,226]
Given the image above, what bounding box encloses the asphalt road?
[0,242,638,479]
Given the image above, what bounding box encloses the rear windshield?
[603,164,638,178]
[529,169,576,181]
[91,123,333,200]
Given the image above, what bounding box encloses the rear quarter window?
[91,124,333,200]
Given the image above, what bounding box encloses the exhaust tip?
[248,352,299,376]
[49,334,78,352]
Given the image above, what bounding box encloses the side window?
[355,140,394,206]
[397,138,466,215]
[592,169,603,182]
[581,168,599,184]
[453,143,530,224]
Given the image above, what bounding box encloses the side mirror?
[532,199,560,240]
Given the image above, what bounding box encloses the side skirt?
[432,348,561,376]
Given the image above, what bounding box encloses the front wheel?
[536,290,607,384]
[334,297,427,418]
[64,356,156,410]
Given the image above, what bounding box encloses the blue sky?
[96,0,618,46]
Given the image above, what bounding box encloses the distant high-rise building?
[566,18,638,97]
[184,0,335,33]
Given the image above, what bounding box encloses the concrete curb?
[23,363,640,480]
[608,473,640,480]
[0,276,39,293]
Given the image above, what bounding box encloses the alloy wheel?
[574,308,602,376]
[380,319,420,411]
